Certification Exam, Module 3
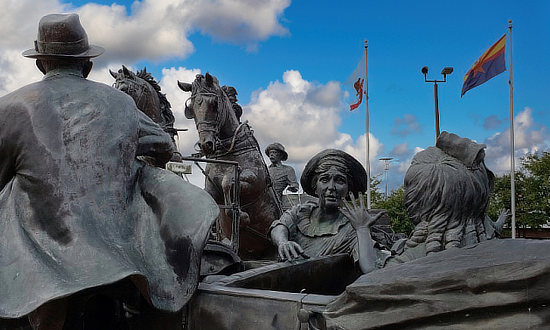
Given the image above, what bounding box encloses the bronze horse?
[178,73,281,259]
[110,66,181,160]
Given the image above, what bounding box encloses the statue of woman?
[269,149,389,274]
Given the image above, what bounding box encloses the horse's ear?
[109,69,118,79]
[122,65,131,76]
[205,72,214,87]
[177,80,192,92]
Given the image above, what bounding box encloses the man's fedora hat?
[22,13,104,59]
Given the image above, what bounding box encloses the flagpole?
[508,20,516,239]
[364,40,371,209]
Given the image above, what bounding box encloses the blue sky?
[0,0,548,191]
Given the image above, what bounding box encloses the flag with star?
[461,34,507,97]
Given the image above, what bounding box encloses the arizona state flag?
[461,34,506,96]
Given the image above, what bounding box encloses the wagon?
[188,254,357,330]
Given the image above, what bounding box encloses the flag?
[346,50,366,111]
[350,78,364,110]
[461,34,507,97]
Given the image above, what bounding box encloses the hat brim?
[265,146,288,161]
[22,45,104,59]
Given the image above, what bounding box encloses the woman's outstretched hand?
[341,192,384,230]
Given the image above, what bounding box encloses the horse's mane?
[135,68,175,128]
[191,74,241,122]
[191,75,235,120]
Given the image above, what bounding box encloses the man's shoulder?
[60,77,136,106]
[0,81,43,108]
[281,164,296,173]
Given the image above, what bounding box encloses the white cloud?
[244,69,384,184]
[76,0,289,63]
[159,66,206,187]
[0,0,290,93]
[390,141,410,158]
[186,0,290,47]
[159,66,202,154]
[0,50,42,95]
[0,0,66,50]
[484,107,549,174]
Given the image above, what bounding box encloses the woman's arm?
[341,192,384,274]
[270,224,306,261]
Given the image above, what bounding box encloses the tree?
[488,151,550,231]
[369,174,384,205]
[373,186,414,236]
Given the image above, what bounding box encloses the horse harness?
[187,87,284,216]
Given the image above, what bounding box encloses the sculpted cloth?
[268,163,299,200]
[269,201,389,267]
[0,70,218,318]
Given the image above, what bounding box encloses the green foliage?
[488,151,550,230]
[369,174,384,205]
[373,186,414,236]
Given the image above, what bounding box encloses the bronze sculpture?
[178,74,281,259]
[265,142,299,203]
[0,14,218,329]
[385,131,508,265]
[327,132,508,270]
[110,65,182,162]
[269,149,388,274]
[221,85,242,122]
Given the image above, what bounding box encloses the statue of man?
[0,14,218,329]
[222,85,243,122]
[265,143,299,202]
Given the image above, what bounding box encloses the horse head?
[178,73,238,156]
[110,65,163,124]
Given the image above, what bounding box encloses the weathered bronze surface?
[385,131,507,266]
[324,239,550,329]
[178,73,281,259]
[111,66,182,162]
[265,142,299,203]
[270,149,388,275]
[2,12,544,330]
[0,13,218,328]
[189,254,355,330]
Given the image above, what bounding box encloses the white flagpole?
[508,20,516,239]
[364,40,371,209]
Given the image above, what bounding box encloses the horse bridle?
[113,76,149,110]
[186,88,229,147]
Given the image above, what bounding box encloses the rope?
[228,120,249,152]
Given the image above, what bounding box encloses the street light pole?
[422,66,453,140]
[379,157,393,200]
[433,81,439,137]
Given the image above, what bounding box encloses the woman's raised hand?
[341,192,384,230]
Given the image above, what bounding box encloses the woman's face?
[315,167,349,211]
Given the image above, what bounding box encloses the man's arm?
[136,110,173,167]
[285,166,299,192]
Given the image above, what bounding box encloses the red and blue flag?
[461,34,506,97]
